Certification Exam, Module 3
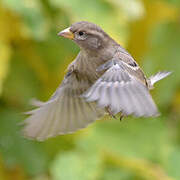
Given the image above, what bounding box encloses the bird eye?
[78,31,84,36]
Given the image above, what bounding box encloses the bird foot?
[106,107,116,119]
[120,115,124,121]
[120,113,126,121]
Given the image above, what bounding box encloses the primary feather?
[23,68,105,141]
[83,60,159,117]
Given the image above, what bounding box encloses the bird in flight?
[23,21,171,141]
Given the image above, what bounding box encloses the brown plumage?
[23,21,171,141]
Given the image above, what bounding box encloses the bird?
[23,21,171,141]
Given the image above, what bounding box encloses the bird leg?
[120,114,124,121]
[120,112,126,121]
[65,65,75,78]
[106,107,116,119]
[65,64,81,81]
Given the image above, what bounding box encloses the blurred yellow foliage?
[104,151,174,180]
[0,5,22,94]
[0,43,10,94]
[127,0,179,59]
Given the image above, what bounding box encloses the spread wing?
[83,59,159,117]
[23,71,105,141]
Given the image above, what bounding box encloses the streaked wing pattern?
[23,73,105,141]
[83,60,159,117]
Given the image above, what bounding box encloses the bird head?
[58,21,116,53]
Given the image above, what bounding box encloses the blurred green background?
[0,0,180,179]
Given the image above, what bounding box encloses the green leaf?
[0,109,48,175]
[50,150,102,180]
[166,147,180,179]
[143,22,180,108]
[2,0,47,40]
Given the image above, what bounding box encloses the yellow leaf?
[127,0,179,60]
[0,42,11,95]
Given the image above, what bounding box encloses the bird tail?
[148,71,172,89]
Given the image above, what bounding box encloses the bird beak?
[58,27,74,40]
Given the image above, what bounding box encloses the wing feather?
[83,60,159,117]
[23,72,105,141]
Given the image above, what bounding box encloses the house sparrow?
[23,21,171,141]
